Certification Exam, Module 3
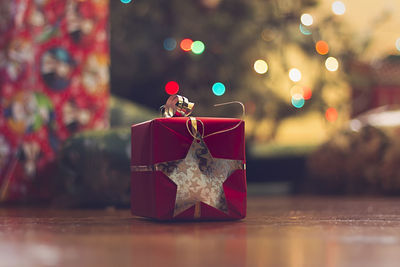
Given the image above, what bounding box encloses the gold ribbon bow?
[161,94,246,141]
[160,95,195,118]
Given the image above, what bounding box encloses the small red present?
[131,116,246,220]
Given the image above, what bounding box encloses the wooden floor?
[1,197,400,267]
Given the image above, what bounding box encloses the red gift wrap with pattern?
[131,117,246,220]
[0,0,109,202]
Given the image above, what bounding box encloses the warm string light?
[162,2,342,102]
[180,39,193,52]
[300,14,313,26]
[165,38,206,54]
[290,85,303,96]
[289,68,302,82]
[163,38,205,97]
[289,85,312,108]
[332,1,346,15]
[315,40,329,55]
[254,59,268,74]
[303,87,312,100]
[325,107,338,122]
[396,38,400,52]
[325,57,339,71]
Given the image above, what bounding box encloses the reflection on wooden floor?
[1,197,400,267]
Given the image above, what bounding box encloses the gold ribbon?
[160,96,245,140]
[131,163,246,174]
[194,202,201,219]
[160,95,195,118]
[185,102,245,141]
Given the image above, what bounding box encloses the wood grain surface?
[1,197,400,267]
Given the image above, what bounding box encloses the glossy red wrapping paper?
[131,117,246,220]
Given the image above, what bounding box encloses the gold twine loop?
[186,117,205,141]
[185,101,245,140]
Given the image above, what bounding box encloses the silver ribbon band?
[131,163,246,172]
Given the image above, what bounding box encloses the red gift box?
[131,117,246,220]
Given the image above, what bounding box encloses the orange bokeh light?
[316,40,329,55]
[325,107,338,122]
[303,87,312,100]
[180,39,193,52]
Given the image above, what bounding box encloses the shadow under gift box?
[131,117,246,220]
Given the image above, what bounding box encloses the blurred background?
[1,0,400,206]
[110,0,400,194]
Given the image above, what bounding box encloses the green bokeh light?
[191,41,205,55]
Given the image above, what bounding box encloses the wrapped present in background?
[131,115,247,221]
[0,0,109,202]
[305,56,400,195]
[53,96,157,208]
[305,106,400,195]
[350,55,400,117]
[55,128,131,207]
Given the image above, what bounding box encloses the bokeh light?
[290,85,303,96]
[325,57,339,71]
[315,40,329,55]
[396,38,400,52]
[180,39,193,52]
[350,119,362,132]
[332,1,346,15]
[191,41,205,54]
[290,85,312,100]
[212,82,226,96]
[325,107,338,122]
[120,0,132,3]
[289,68,302,82]
[254,59,269,74]
[165,81,179,95]
[245,101,256,114]
[261,29,276,42]
[303,87,312,100]
[291,94,305,108]
[299,24,312,35]
[163,38,177,51]
[300,14,313,26]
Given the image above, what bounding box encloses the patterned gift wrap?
[0,0,109,202]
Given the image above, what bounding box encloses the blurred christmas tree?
[110,0,397,145]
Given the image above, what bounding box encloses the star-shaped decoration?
[157,139,243,217]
